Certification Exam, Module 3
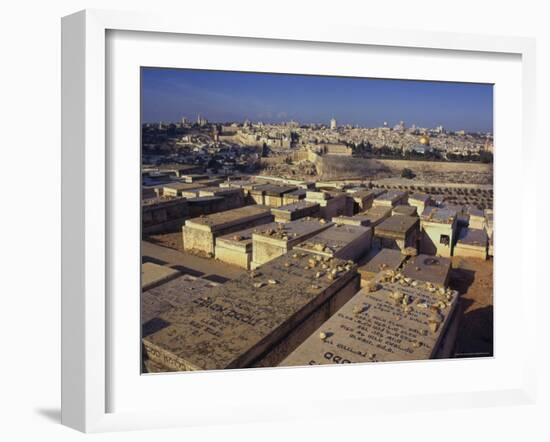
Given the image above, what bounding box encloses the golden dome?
[419,135,430,145]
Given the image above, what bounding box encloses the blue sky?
[141,68,493,132]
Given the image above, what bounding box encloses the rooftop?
[457,227,488,247]
[402,254,451,287]
[253,218,333,242]
[358,248,407,276]
[421,206,457,224]
[376,215,419,235]
[296,224,370,255]
[185,205,271,228]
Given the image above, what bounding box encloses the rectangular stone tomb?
[358,248,407,284]
[348,190,376,212]
[372,190,408,207]
[251,218,333,267]
[466,206,486,230]
[374,215,419,251]
[392,205,418,217]
[361,205,392,227]
[249,184,297,207]
[408,193,432,215]
[454,227,488,260]
[271,201,320,222]
[198,187,245,210]
[141,274,220,326]
[186,196,227,218]
[332,214,371,227]
[214,222,279,270]
[306,191,347,219]
[401,254,451,288]
[142,197,189,234]
[294,224,373,262]
[280,279,459,366]
[162,182,206,197]
[419,207,458,257]
[141,262,180,291]
[183,205,274,256]
[142,252,360,371]
[282,188,307,205]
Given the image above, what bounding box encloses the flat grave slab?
[361,205,392,227]
[251,218,333,267]
[282,188,307,205]
[280,274,459,366]
[358,248,407,283]
[393,205,418,217]
[141,274,219,326]
[332,214,371,227]
[454,227,488,260]
[271,200,320,222]
[294,224,372,262]
[402,254,452,288]
[162,182,206,197]
[372,190,408,207]
[142,252,360,371]
[374,215,419,251]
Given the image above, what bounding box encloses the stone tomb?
[183,205,274,256]
[347,190,376,212]
[419,207,458,257]
[271,200,320,222]
[186,196,227,218]
[142,197,189,234]
[215,222,278,270]
[454,227,488,260]
[249,184,297,207]
[374,215,419,251]
[408,193,432,215]
[141,262,180,291]
[198,187,245,210]
[466,206,486,230]
[332,214,371,227]
[142,252,360,371]
[361,205,392,227]
[306,190,348,220]
[251,218,333,268]
[372,190,408,208]
[280,277,459,366]
[162,182,206,198]
[402,254,452,288]
[392,205,418,217]
[282,188,307,205]
[294,224,373,262]
[358,248,407,285]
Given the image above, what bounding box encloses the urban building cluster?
[142,116,494,177]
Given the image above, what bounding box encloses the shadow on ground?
[454,304,494,358]
[35,408,61,423]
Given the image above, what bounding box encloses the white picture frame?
[61,9,537,433]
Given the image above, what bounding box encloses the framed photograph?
[61,9,537,432]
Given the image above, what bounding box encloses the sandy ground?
[142,235,245,282]
[449,256,494,357]
[147,232,185,252]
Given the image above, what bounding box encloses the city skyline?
[141,68,493,133]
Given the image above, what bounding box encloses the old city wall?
[307,150,491,179]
